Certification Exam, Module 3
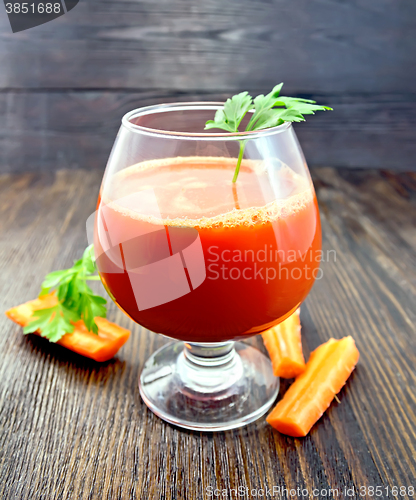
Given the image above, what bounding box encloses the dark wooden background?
[0,0,416,173]
[1,2,416,499]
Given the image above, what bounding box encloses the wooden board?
[1,90,415,173]
[0,167,415,499]
[0,0,415,93]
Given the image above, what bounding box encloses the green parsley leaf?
[23,304,78,343]
[205,91,253,133]
[40,269,74,296]
[81,244,96,275]
[205,83,332,183]
[246,83,285,131]
[79,293,107,334]
[25,244,107,342]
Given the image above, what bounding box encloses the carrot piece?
[266,336,359,437]
[5,295,131,362]
[262,308,305,378]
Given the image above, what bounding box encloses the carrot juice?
[94,157,321,343]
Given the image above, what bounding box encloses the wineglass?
[93,103,321,431]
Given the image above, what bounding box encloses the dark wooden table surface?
[0,167,415,500]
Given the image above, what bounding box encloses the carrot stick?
[262,308,305,378]
[266,336,359,437]
[5,295,131,362]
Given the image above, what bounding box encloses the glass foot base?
[139,341,279,432]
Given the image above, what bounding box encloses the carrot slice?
[262,308,305,378]
[266,336,359,437]
[5,295,131,362]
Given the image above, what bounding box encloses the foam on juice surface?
[103,156,314,228]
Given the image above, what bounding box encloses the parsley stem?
[79,276,101,281]
[232,183,241,210]
[232,140,246,183]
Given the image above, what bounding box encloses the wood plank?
[309,167,416,486]
[0,168,415,499]
[1,91,415,173]
[0,0,415,93]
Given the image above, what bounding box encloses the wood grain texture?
[0,168,415,499]
[0,0,415,93]
[1,0,415,171]
[1,90,415,173]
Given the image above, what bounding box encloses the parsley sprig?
[205,83,332,183]
[24,245,107,342]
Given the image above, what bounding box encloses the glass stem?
[184,342,236,367]
[180,342,241,393]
